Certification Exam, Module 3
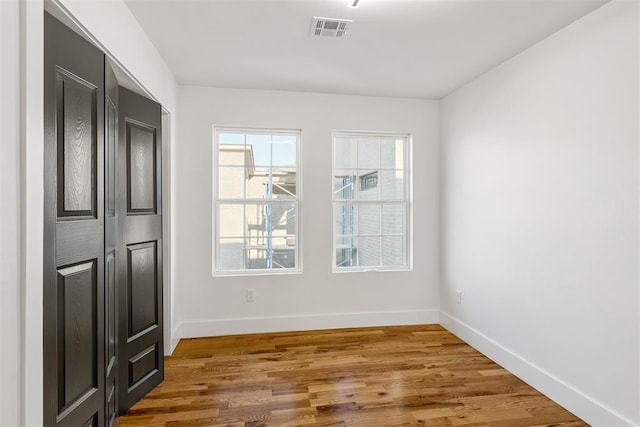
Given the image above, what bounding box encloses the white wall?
[174,87,439,341]
[440,1,639,425]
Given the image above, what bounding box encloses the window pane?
[245,203,266,235]
[245,247,268,270]
[219,132,244,145]
[218,140,246,166]
[381,138,405,170]
[272,135,296,167]
[247,134,271,169]
[334,137,357,169]
[382,204,404,235]
[246,171,270,199]
[357,170,380,200]
[218,166,245,199]
[219,204,245,238]
[336,239,357,268]
[379,170,404,200]
[335,198,357,266]
[218,238,245,271]
[382,236,403,266]
[357,236,381,267]
[357,138,380,170]
[333,132,409,271]
[272,248,296,269]
[245,202,297,270]
[334,171,356,200]
[270,203,297,237]
[335,233,355,247]
[243,170,296,200]
[246,233,264,248]
[271,171,296,199]
[215,128,299,275]
[271,202,296,270]
[334,203,355,236]
[358,205,381,236]
[271,234,294,249]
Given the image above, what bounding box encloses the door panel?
[127,242,159,336]
[118,87,164,413]
[128,344,160,387]
[106,86,117,217]
[106,251,116,376]
[56,70,97,217]
[44,12,105,427]
[127,122,157,213]
[57,261,98,409]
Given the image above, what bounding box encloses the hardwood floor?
[118,325,588,426]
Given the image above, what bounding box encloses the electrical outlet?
[455,290,462,304]
[246,288,256,302]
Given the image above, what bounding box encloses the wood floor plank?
[118,325,588,426]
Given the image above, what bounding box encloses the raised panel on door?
[56,70,97,219]
[126,122,157,214]
[56,261,99,416]
[106,97,117,217]
[127,242,158,337]
[44,12,105,427]
[105,58,118,233]
[128,344,160,390]
[105,251,116,382]
[117,87,163,413]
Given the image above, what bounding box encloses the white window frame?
[213,126,302,276]
[332,131,412,273]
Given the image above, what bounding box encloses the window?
[214,127,300,275]
[333,132,410,271]
[359,171,378,191]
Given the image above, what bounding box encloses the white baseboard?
[168,337,180,355]
[174,309,439,341]
[439,311,636,427]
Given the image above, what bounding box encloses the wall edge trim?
[175,309,439,340]
[439,311,636,427]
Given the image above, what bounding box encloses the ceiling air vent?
[310,17,352,38]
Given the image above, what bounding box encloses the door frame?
[0,1,23,424]
[20,1,174,424]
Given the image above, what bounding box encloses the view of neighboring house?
[217,137,298,271]
[333,134,408,269]
[217,132,408,272]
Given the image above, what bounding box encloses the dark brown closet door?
[117,87,164,413]
[44,12,105,427]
